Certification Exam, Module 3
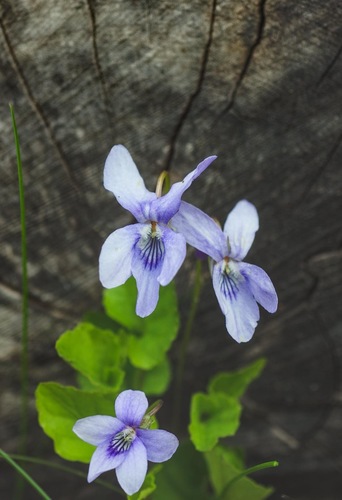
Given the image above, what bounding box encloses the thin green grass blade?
[220,460,279,498]
[10,104,29,455]
[0,449,51,500]
[8,454,124,495]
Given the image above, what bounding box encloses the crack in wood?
[317,42,342,87]
[86,0,112,127]
[0,16,80,193]
[299,128,342,201]
[220,0,267,119]
[164,0,217,171]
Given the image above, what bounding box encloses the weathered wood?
[0,0,342,498]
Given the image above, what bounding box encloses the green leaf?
[189,393,241,452]
[205,446,273,500]
[141,357,171,396]
[103,277,141,331]
[36,382,117,462]
[56,323,126,392]
[208,358,266,399]
[153,441,211,500]
[128,465,162,500]
[104,278,179,369]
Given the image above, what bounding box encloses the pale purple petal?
[99,224,141,288]
[223,200,259,260]
[73,416,124,446]
[137,429,179,463]
[158,228,186,286]
[115,438,148,495]
[131,225,164,317]
[149,156,217,223]
[104,145,156,222]
[87,441,126,482]
[115,390,148,427]
[239,262,278,313]
[212,261,260,343]
[171,201,226,262]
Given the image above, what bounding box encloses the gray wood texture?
[0,1,341,498]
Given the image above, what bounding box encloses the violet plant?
[7,121,279,499]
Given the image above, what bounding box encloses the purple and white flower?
[99,145,216,317]
[172,200,278,343]
[73,390,178,496]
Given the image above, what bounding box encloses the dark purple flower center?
[109,427,136,455]
[138,222,165,270]
[220,264,239,301]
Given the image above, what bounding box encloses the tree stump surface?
[0,1,341,498]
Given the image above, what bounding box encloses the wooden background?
[0,0,341,498]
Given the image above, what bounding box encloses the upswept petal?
[212,262,260,343]
[104,145,156,222]
[223,200,259,261]
[239,262,278,313]
[171,201,226,262]
[87,441,126,482]
[99,224,141,288]
[149,155,217,224]
[115,390,148,427]
[158,228,186,286]
[73,416,124,446]
[136,429,179,463]
[115,438,148,495]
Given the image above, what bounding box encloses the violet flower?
[172,200,278,342]
[73,390,178,495]
[99,145,216,317]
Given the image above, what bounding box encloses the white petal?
[104,145,156,222]
[131,225,164,317]
[171,201,226,262]
[137,429,179,463]
[212,261,260,343]
[115,438,148,495]
[115,390,148,427]
[99,224,141,288]
[149,155,217,223]
[158,228,186,286]
[73,416,124,446]
[223,200,259,260]
[239,262,278,313]
[87,441,126,482]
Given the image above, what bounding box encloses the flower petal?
[239,262,278,313]
[131,225,164,317]
[104,145,156,222]
[136,429,179,463]
[87,441,126,482]
[158,228,186,286]
[99,224,141,288]
[212,261,260,343]
[73,416,124,446]
[149,155,217,223]
[223,200,259,260]
[171,201,226,262]
[115,438,148,495]
[115,390,148,427]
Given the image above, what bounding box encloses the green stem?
[219,460,279,499]
[10,104,29,456]
[7,454,124,495]
[173,259,203,429]
[0,449,51,500]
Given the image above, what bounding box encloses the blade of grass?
[0,449,51,500]
[219,460,279,499]
[8,454,124,495]
[10,105,29,500]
